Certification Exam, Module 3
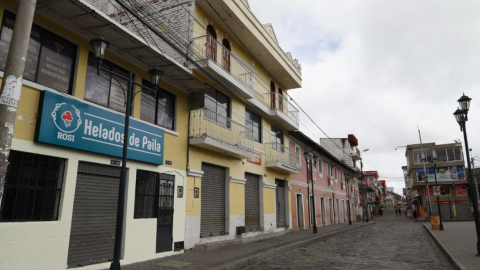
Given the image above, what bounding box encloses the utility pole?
[0,0,37,208]
[418,126,432,218]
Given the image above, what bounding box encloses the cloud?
[249,0,480,192]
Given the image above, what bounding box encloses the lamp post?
[360,149,369,222]
[90,36,164,270]
[304,151,318,233]
[453,93,480,256]
[432,157,444,231]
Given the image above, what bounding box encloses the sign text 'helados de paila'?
[35,90,164,165]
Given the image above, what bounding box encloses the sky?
[249,0,480,194]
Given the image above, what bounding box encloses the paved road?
[244,208,454,270]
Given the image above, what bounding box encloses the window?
[334,168,338,179]
[328,164,332,177]
[414,149,434,164]
[270,124,284,151]
[0,151,65,222]
[0,10,77,93]
[140,79,176,130]
[245,109,261,142]
[318,160,323,176]
[204,88,230,126]
[134,170,175,219]
[436,148,448,162]
[85,53,130,113]
[295,145,301,168]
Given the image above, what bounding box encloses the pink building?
[289,131,359,231]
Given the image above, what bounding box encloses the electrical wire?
[113,0,361,160]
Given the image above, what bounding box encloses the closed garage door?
[68,162,121,268]
[201,163,226,237]
[276,179,286,227]
[456,202,469,219]
[440,203,453,219]
[245,173,260,232]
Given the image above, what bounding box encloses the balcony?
[189,108,254,159]
[190,35,254,100]
[265,142,301,174]
[351,147,361,161]
[262,92,299,130]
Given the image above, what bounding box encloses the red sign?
[247,152,262,165]
[455,200,468,204]
[424,187,435,197]
[456,185,467,197]
[431,201,452,204]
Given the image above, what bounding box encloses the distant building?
[404,142,470,219]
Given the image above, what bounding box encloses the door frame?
[295,193,305,230]
[320,196,326,226]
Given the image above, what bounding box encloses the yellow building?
[0,0,206,268]
[0,0,302,268]
[100,0,302,248]
[182,0,302,249]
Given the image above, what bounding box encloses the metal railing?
[264,92,299,126]
[265,142,300,170]
[189,108,254,153]
[191,35,254,92]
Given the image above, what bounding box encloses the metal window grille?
[134,170,175,220]
[0,151,65,222]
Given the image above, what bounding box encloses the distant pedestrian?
[379,208,383,216]
[395,208,398,217]
[404,209,407,217]
[399,208,402,216]
[413,210,418,222]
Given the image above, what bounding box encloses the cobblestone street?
[245,208,454,270]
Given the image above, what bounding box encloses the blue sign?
[35,91,164,165]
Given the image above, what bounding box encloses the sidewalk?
[119,222,371,270]
[424,222,480,270]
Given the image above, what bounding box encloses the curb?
[213,222,374,270]
[422,224,468,270]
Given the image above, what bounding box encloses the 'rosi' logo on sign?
[51,102,82,142]
[61,111,73,127]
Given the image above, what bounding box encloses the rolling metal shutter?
[245,173,260,231]
[201,163,225,237]
[440,203,453,219]
[68,162,121,268]
[276,179,286,227]
[456,203,469,219]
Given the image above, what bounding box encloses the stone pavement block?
[118,222,369,270]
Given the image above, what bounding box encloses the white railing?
[264,92,299,126]
[265,142,300,170]
[191,35,254,92]
[189,108,254,153]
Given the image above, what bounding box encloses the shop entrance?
[68,162,122,268]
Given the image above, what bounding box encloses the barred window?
[0,151,65,222]
[134,170,175,219]
[0,10,77,93]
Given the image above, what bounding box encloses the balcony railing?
[189,108,254,156]
[191,35,254,93]
[264,92,299,126]
[265,142,301,173]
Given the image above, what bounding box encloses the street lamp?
[432,157,444,231]
[453,93,480,256]
[360,149,369,222]
[90,36,164,270]
[304,151,318,233]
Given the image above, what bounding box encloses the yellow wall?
[0,1,188,171]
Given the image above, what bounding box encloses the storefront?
[0,2,190,268]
